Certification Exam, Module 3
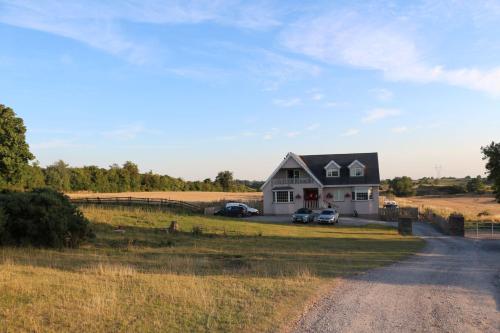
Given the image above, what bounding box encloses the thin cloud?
[306,123,320,131]
[102,124,161,140]
[362,108,401,123]
[273,97,301,107]
[371,88,393,101]
[311,93,324,101]
[391,126,408,133]
[286,131,301,138]
[340,128,359,137]
[281,10,500,96]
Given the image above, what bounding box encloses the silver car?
[292,208,317,223]
[317,209,339,224]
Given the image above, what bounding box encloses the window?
[326,168,339,177]
[352,187,372,201]
[333,189,344,201]
[350,167,364,177]
[287,169,300,179]
[273,190,294,203]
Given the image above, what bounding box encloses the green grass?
[0,206,424,332]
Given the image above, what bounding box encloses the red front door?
[303,188,319,209]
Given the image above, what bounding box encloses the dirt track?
[293,223,500,333]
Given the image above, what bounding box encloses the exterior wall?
[322,186,379,216]
[282,158,301,169]
[263,184,380,216]
[262,181,320,215]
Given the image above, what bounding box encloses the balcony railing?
[271,177,314,185]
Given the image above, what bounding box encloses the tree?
[215,171,234,191]
[466,176,486,194]
[389,176,415,197]
[0,104,34,186]
[44,160,71,191]
[481,142,500,202]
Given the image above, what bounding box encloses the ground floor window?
[352,187,373,201]
[273,190,294,203]
[332,189,344,201]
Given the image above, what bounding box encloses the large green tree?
[481,142,500,202]
[215,171,234,191]
[389,176,415,197]
[0,104,34,186]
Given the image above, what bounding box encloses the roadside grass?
[0,206,424,333]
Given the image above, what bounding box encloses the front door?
[303,188,319,209]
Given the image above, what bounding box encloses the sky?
[0,0,499,181]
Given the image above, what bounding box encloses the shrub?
[0,188,92,248]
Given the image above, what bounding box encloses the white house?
[261,152,381,217]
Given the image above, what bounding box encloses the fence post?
[476,222,478,239]
[492,222,494,239]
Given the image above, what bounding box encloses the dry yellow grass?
[0,206,423,332]
[68,191,263,203]
[389,195,500,222]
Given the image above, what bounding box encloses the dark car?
[214,205,249,218]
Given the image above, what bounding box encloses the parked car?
[384,201,399,209]
[317,209,339,224]
[214,205,249,218]
[225,202,260,215]
[291,208,318,223]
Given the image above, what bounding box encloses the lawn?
[0,206,424,333]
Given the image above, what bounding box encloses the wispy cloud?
[311,93,324,101]
[273,97,301,107]
[102,124,161,140]
[371,88,393,101]
[340,128,359,137]
[31,139,90,150]
[306,123,320,131]
[391,126,408,133]
[281,9,500,96]
[362,108,401,123]
[0,0,282,65]
[286,131,301,138]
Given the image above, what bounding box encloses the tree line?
[0,104,262,193]
[16,161,261,193]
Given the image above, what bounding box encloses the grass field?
[392,195,500,222]
[68,191,263,203]
[0,206,423,332]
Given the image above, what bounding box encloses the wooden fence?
[70,196,203,213]
[379,207,419,222]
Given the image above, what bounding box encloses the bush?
[191,225,203,236]
[389,176,415,197]
[0,188,92,248]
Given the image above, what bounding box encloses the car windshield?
[296,208,310,214]
[321,210,334,215]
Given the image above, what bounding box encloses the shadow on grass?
[1,222,423,280]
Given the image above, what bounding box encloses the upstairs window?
[287,169,300,179]
[326,168,340,178]
[350,167,364,177]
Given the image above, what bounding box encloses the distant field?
[393,195,500,222]
[68,191,263,203]
[0,206,422,332]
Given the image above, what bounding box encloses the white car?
[225,202,260,215]
[317,209,340,224]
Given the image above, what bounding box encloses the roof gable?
[260,152,323,190]
[324,160,341,170]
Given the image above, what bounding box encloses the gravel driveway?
[293,222,500,333]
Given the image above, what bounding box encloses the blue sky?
[0,0,499,181]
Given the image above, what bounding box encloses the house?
[261,152,380,217]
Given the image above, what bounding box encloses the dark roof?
[299,153,380,186]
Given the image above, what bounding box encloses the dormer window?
[326,169,339,177]
[351,167,364,177]
[348,160,365,177]
[324,160,341,178]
